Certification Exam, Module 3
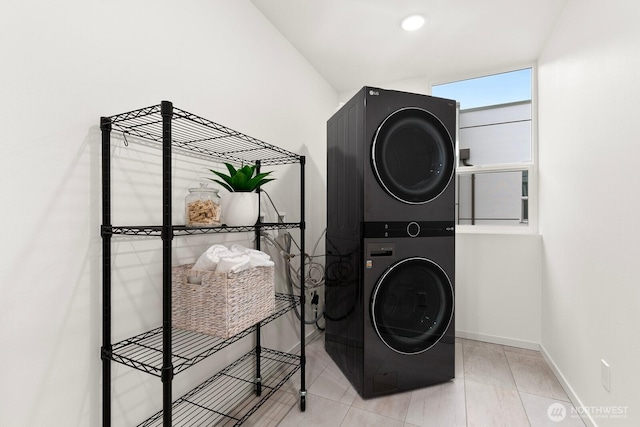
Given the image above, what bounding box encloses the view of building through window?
[432,69,533,227]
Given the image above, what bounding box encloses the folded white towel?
[249,253,273,268]
[249,257,275,269]
[230,244,270,258]
[217,254,251,273]
[229,244,274,268]
[192,244,232,271]
[190,243,274,276]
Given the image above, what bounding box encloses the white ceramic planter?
[222,192,259,226]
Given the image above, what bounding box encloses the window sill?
[455,224,538,236]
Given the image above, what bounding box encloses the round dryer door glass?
[372,107,454,204]
[371,257,454,354]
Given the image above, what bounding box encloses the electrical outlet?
[601,359,611,392]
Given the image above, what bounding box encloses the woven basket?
[172,263,275,339]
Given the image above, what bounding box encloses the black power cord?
[260,229,325,326]
[260,190,326,330]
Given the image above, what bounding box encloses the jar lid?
[188,183,219,193]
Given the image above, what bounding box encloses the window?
[432,68,535,231]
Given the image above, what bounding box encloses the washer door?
[372,107,454,204]
[371,257,454,354]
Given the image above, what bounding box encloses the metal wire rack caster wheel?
[299,391,306,411]
[255,377,262,397]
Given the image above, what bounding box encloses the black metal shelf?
[101,100,307,426]
[106,293,299,376]
[102,222,302,238]
[138,348,300,427]
[105,103,301,166]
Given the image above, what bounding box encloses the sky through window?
[432,68,531,109]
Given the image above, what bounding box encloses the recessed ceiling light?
[401,14,425,31]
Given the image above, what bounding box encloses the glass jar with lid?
[185,183,222,227]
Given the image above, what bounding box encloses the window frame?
[431,65,538,235]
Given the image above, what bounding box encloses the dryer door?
[371,257,454,354]
[372,107,455,204]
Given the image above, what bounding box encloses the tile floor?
[247,333,587,427]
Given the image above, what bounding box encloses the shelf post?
[255,160,263,396]
[299,155,307,410]
[255,160,262,251]
[160,101,174,426]
[100,116,112,427]
[255,321,262,396]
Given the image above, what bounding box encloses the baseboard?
[539,343,598,427]
[456,330,540,351]
[287,327,323,355]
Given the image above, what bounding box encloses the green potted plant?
[208,163,275,226]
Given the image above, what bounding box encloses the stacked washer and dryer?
[325,87,457,398]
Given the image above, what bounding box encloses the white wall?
[0,1,336,426]
[456,233,541,348]
[538,0,640,425]
[338,76,431,104]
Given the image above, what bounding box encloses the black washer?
[371,257,454,354]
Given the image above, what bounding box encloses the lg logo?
[369,90,379,96]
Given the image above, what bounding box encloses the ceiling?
[250,0,567,92]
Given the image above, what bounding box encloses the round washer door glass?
[372,107,454,204]
[371,257,454,354]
